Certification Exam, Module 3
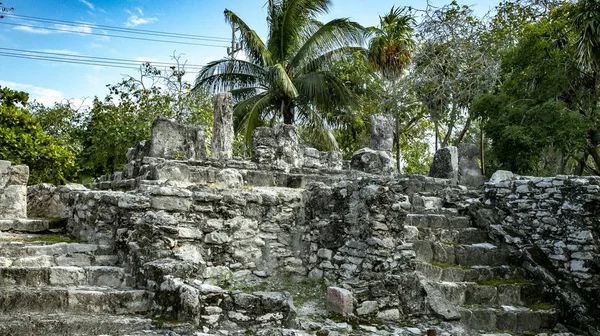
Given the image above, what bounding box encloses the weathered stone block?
[350,148,394,175]
[327,286,353,315]
[429,146,458,183]
[148,118,206,160]
[212,92,234,160]
[0,161,28,220]
[371,114,395,151]
[457,144,485,188]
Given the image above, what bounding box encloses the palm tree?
[194,0,365,150]
[572,0,600,173]
[367,6,416,171]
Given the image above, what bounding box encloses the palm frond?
[296,105,339,151]
[235,92,277,150]
[295,46,366,75]
[289,18,365,74]
[194,59,266,92]
[266,64,299,99]
[225,9,273,66]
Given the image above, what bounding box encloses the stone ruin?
[0,100,598,336]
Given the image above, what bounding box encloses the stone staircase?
[406,194,560,334]
[0,219,156,336]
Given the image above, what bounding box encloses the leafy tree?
[79,61,213,177]
[194,0,365,151]
[0,87,76,184]
[473,5,596,175]
[571,0,600,171]
[367,6,417,171]
[1,86,28,107]
[411,1,499,150]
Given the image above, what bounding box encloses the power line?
[0,21,229,48]
[0,52,202,73]
[6,14,231,43]
[0,48,207,69]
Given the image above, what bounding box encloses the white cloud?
[135,57,162,63]
[124,15,158,27]
[87,42,104,49]
[13,23,92,35]
[54,24,92,34]
[0,80,66,106]
[13,25,52,34]
[38,49,82,56]
[78,0,94,10]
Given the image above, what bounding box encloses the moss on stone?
[477,278,533,286]
[528,303,553,311]
[22,234,78,243]
[151,317,186,328]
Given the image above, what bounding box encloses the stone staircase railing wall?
[481,174,600,333]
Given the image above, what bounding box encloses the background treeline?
[1,0,599,184]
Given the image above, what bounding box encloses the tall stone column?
[212,92,234,160]
[370,114,395,152]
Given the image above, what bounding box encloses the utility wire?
[0,48,207,69]
[6,14,231,42]
[0,52,202,73]
[0,21,229,48]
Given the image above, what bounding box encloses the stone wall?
[482,174,600,330]
[96,121,350,191]
[30,173,460,327]
[301,176,457,320]
[0,160,28,219]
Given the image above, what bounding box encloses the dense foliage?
[0,87,76,184]
[4,0,600,181]
[474,3,600,175]
[195,0,365,151]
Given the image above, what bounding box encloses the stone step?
[0,266,130,288]
[0,286,152,315]
[407,226,489,244]
[405,214,472,229]
[415,262,524,283]
[0,218,66,233]
[0,313,153,336]
[459,306,558,332]
[431,281,544,307]
[413,241,510,266]
[0,239,118,267]
[0,253,120,268]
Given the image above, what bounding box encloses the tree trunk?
[575,153,588,176]
[282,99,294,124]
[396,116,401,172]
[434,120,439,152]
[480,126,485,176]
[455,117,471,145]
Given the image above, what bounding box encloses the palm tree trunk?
[281,99,294,125]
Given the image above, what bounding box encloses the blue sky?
[0,0,499,106]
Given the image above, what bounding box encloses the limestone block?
[350,148,394,175]
[457,144,485,188]
[429,146,458,183]
[148,118,206,160]
[0,161,28,220]
[371,114,395,151]
[212,92,234,160]
[216,168,243,188]
[356,300,379,316]
[327,286,353,315]
[490,170,514,183]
